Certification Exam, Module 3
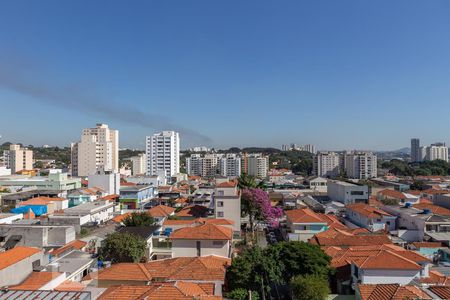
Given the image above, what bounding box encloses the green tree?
[266,241,331,283]
[123,212,156,227]
[226,246,282,298]
[238,173,266,190]
[99,232,147,263]
[225,288,260,300]
[290,274,330,300]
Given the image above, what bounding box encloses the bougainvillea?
[242,188,283,229]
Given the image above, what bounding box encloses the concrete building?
[0,172,81,191]
[88,171,120,195]
[220,153,241,177]
[0,246,45,287]
[119,185,155,209]
[346,203,396,232]
[186,154,219,177]
[305,144,317,154]
[130,153,147,176]
[425,143,448,162]
[328,180,369,205]
[214,181,241,233]
[71,123,119,177]
[146,131,180,177]
[3,144,33,173]
[411,138,421,163]
[0,224,76,249]
[344,151,377,179]
[244,154,269,178]
[313,152,341,178]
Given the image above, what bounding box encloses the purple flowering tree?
[241,188,283,235]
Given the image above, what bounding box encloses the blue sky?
[0,1,450,150]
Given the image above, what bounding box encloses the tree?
[225,288,260,300]
[266,242,331,283]
[226,246,282,299]
[99,232,147,263]
[123,212,156,227]
[238,173,266,190]
[241,188,283,233]
[290,274,330,300]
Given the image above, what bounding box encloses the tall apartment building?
[3,144,33,173]
[411,138,421,163]
[220,154,242,177]
[244,154,269,178]
[425,143,448,162]
[146,131,180,177]
[71,124,119,177]
[130,153,147,176]
[313,152,340,178]
[344,151,377,179]
[304,144,317,154]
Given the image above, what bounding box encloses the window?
[217,212,224,217]
[218,191,224,196]
[217,201,224,207]
[213,241,223,246]
[196,241,201,257]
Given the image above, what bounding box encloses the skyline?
[1,1,450,149]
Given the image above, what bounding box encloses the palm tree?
[238,173,267,190]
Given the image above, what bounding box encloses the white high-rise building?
[71,124,119,177]
[220,154,242,177]
[305,144,317,154]
[146,131,180,177]
[130,153,147,176]
[245,154,269,178]
[3,144,33,173]
[313,152,340,178]
[186,153,219,177]
[344,151,377,179]
[425,143,448,162]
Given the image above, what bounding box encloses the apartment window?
[217,212,224,217]
[217,201,224,207]
[218,191,224,196]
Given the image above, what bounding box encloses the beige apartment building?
[3,144,33,173]
[71,124,119,177]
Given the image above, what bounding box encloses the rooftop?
[169,224,232,241]
[357,284,431,300]
[0,246,41,270]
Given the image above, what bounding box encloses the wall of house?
[171,239,230,258]
[359,269,421,285]
[0,251,44,286]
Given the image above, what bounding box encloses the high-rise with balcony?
[220,153,242,177]
[313,152,340,178]
[71,123,119,177]
[146,131,180,177]
[3,144,33,173]
[425,143,448,162]
[344,151,377,179]
[243,154,269,178]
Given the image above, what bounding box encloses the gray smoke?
[0,59,212,144]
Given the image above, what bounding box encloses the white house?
[214,181,241,233]
[169,223,232,258]
[346,203,396,232]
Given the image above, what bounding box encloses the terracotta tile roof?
[285,209,347,231]
[148,205,176,218]
[420,197,433,204]
[406,190,422,196]
[10,272,62,290]
[216,181,237,188]
[358,284,431,300]
[355,250,422,270]
[175,205,209,218]
[413,203,450,216]
[55,280,86,291]
[377,189,406,200]
[83,256,230,283]
[18,197,66,206]
[50,240,87,257]
[100,194,120,201]
[170,224,232,240]
[412,242,444,249]
[0,246,41,270]
[346,203,392,219]
[200,218,235,226]
[422,188,450,195]
[98,282,221,300]
[310,228,391,248]
[420,270,450,285]
[427,286,450,299]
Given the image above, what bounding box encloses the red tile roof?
[286,208,347,230]
[420,270,450,285]
[357,284,431,300]
[175,205,209,218]
[0,246,41,270]
[413,203,450,216]
[310,228,391,248]
[10,272,62,290]
[428,285,450,298]
[50,240,87,257]
[55,280,86,291]
[83,256,230,283]
[216,181,237,188]
[412,242,444,249]
[377,189,406,200]
[347,203,392,219]
[354,250,423,270]
[148,205,176,218]
[170,224,232,240]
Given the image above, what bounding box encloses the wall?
[171,239,230,258]
[0,251,44,286]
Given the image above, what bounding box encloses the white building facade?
[344,151,377,179]
[130,153,147,175]
[146,131,180,177]
[3,144,33,173]
[313,152,341,178]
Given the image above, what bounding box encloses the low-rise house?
[119,185,155,209]
[328,181,369,205]
[67,187,104,207]
[0,189,65,207]
[18,196,69,211]
[0,213,23,224]
[162,218,235,233]
[310,227,392,248]
[305,176,328,193]
[147,204,176,223]
[49,240,88,260]
[169,224,232,258]
[0,224,76,249]
[356,284,431,300]
[82,256,230,293]
[346,203,396,232]
[9,271,67,291]
[0,246,46,287]
[285,208,347,242]
[45,250,95,282]
[377,189,419,204]
[175,205,209,220]
[409,242,445,259]
[44,201,118,231]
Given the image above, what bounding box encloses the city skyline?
[1,1,450,149]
